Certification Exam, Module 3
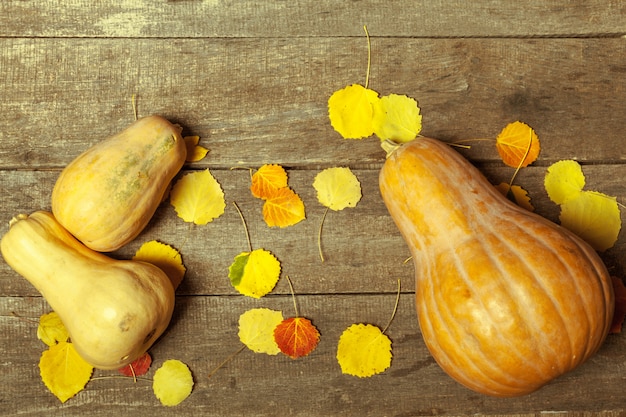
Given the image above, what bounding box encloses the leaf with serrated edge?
[495,121,540,168]
[238,308,284,355]
[37,311,69,347]
[133,240,185,289]
[251,164,289,199]
[152,359,194,406]
[313,167,362,211]
[39,342,93,403]
[170,169,226,225]
[274,317,320,359]
[262,187,306,227]
[328,84,379,139]
[336,324,392,378]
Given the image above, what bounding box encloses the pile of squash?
[1,115,617,396]
[1,116,187,369]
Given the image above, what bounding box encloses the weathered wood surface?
[1,1,626,416]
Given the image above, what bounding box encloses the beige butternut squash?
[1,211,175,370]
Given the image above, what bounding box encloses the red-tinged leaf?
[273,317,320,359]
[118,353,152,377]
[610,277,626,334]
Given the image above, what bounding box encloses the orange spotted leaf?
[495,121,540,168]
[118,352,152,377]
[274,317,320,359]
[251,164,289,199]
[262,187,306,228]
[611,277,626,334]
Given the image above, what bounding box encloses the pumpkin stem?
[381,140,401,158]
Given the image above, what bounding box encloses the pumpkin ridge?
[550,228,613,360]
[482,223,572,378]
[426,237,532,392]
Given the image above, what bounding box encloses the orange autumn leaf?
[611,277,626,334]
[251,164,289,199]
[495,121,540,168]
[262,187,306,228]
[273,317,320,359]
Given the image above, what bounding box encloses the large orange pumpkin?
[379,138,614,397]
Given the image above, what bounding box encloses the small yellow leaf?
[495,183,534,212]
[170,169,226,225]
[152,359,194,406]
[372,94,422,143]
[183,136,209,162]
[328,84,380,139]
[560,190,621,252]
[544,160,586,205]
[336,324,392,378]
[228,249,282,298]
[262,187,306,228]
[37,311,69,347]
[495,121,540,168]
[39,342,94,403]
[251,164,289,199]
[313,167,362,211]
[133,240,186,290]
[238,308,284,355]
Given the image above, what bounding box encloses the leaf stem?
[208,344,246,379]
[285,276,299,318]
[318,207,329,262]
[507,128,534,190]
[363,25,371,89]
[131,94,138,121]
[381,279,401,336]
[91,375,152,383]
[232,201,253,253]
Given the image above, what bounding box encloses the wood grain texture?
[1,38,626,169]
[1,0,625,38]
[2,295,625,416]
[1,1,626,415]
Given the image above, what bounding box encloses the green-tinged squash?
[51,115,187,252]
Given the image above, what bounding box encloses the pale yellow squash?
[1,211,175,370]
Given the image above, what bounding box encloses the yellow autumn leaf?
[37,311,69,347]
[262,187,306,228]
[133,240,186,290]
[336,324,392,378]
[39,341,94,403]
[495,183,534,212]
[495,121,540,168]
[183,135,209,162]
[251,164,289,199]
[170,169,226,225]
[152,359,194,406]
[372,94,422,143]
[544,160,621,251]
[328,84,380,139]
[228,249,282,298]
[560,190,621,252]
[313,167,362,211]
[544,160,586,205]
[238,308,284,355]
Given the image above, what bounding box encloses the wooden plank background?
[1,1,625,416]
